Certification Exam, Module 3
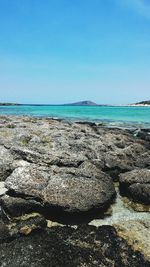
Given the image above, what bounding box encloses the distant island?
[63,100,98,106]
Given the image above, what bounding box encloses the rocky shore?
[0,115,150,266]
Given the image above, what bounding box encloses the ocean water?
[0,105,150,128]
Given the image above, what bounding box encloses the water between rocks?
[89,188,150,227]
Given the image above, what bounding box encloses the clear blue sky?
[0,0,150,104]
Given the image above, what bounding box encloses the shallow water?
[89,188,150,226]
[0,105,150,128]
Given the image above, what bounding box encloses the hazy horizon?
[0,99,149,106]
[0,0,150,104]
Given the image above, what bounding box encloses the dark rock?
[135,152,150,169]
[119,169,150,186]
[9,214,47,236]
[128,184,150,204]
[119,169,150,204]
[0,212,47,242]
[76,121,97,127]
[1,195,43,217]
[0,221,11,243]
[102,143,147,180]
[5,165,116,213]
[137,130,150,142]
[0,225,149,267]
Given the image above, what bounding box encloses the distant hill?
[64,100,98,106]
[135,100,150,105]
[129,100,150,106]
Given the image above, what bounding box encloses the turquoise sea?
[0,105,150,128]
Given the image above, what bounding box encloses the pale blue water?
[0,105,150,128]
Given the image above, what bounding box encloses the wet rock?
[119,169,150,204]
[0,225,149,267]
[136,129,150,142]
[128,184,150,204]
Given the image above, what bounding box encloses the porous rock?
[0,146,14,181]
[5,165,116,213]
[119,169,150,204]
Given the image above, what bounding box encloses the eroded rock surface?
[119,169,150,204]
[0,146,14,181]
[0,116,150,216]
[4,165,115,214]
[0,115,150,266]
